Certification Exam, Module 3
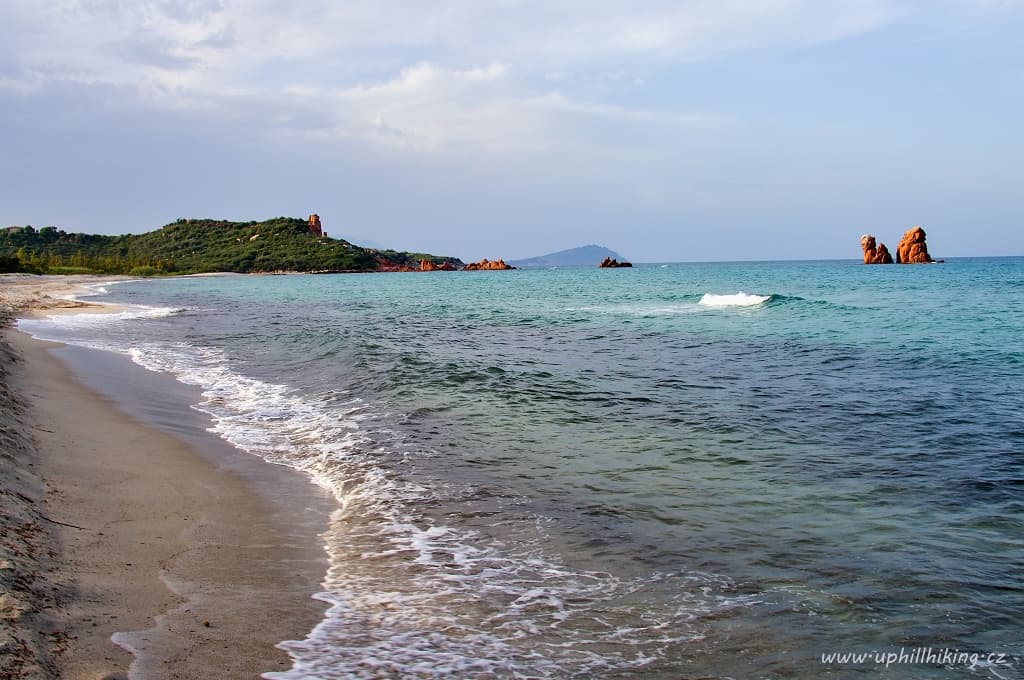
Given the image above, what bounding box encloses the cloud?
[107,38,201,70]
[3,1,902,89]
[0,0,906,173]
[246,60,734,158]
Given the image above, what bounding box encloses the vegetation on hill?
[0,218,462,275]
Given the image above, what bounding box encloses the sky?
[1,1,1022,262]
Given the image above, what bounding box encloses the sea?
[17,259,1024,679]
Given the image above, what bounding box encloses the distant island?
[0,215,463,275]
[510,244,627,268]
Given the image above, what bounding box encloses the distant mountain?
[510,244,626,268]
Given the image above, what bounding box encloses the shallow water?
[19,259,1024,678]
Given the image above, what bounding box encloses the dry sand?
[0,275,125,316]
[0,276,332,679]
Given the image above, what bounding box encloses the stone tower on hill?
[308,214,323,237]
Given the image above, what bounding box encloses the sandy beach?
[1,276,331,679]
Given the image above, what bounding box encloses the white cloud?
[252,60,735,157]
[0,0,925,159]
[2,1,902,89]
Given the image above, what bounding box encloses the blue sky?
[1,1,1021,261]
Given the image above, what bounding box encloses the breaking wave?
[698,292,771,307]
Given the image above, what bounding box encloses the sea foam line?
[16,305,184,340]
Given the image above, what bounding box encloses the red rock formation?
[463,258,515,270]
[419,259,456,271]
[308,214,323,236]
[896,226,933,264]
[598,256,633,268]
[860,234,894,264]
[375,256,417,272]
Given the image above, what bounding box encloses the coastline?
[0,276,332,678]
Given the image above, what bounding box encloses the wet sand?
[0,276,332,678]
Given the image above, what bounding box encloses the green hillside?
[0,218,462,275]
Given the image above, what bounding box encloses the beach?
[1,276,331,679]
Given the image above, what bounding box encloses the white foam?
[78,279,129,297]
[46,305,175,324]
[698,292,770,307]
[50,278,129,303]
[564,304,703,316]
[16,306,184,343]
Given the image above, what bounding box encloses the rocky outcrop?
[374,257,417,272]
[463,258,515,271]
[599,256,632,268]
[308,214,323,236]
[860,226,939,264]
[896,226,933,264]
[419,259,456,271]
[860,235,894,264]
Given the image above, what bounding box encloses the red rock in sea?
[419,259,456,271]
[463,258,515,270]
[896,226,933,264]
[598,256,632,268]
[860,235,894,264]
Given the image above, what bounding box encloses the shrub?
[47,266,95,275]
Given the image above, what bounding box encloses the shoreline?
[0,276,333,678]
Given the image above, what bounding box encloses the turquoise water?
[19,259,1024,678]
